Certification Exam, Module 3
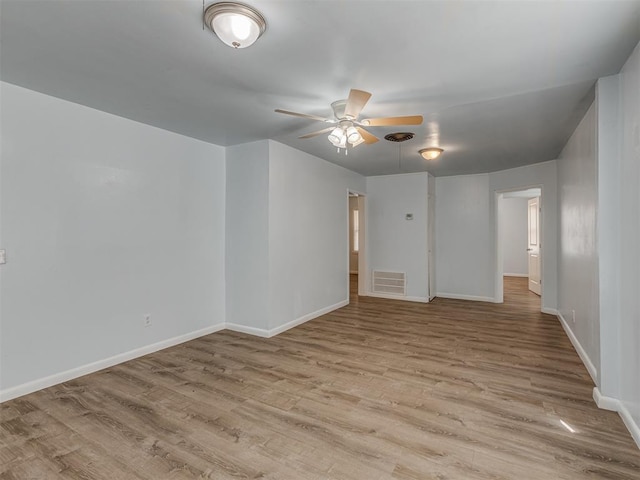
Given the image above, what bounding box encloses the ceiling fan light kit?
[275,89,424,155]
[419,147,444,160]
[204,2,266,49]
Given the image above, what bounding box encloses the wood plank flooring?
[1,277,638,479]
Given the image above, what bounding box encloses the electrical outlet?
[572,310,576,324]
[144,314,152,327]
[0,249,5,265]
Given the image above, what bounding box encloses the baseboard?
[593,388,640,450]
[268,299,349,337]
[367,292,429,303]
[435,292,496,303]
[593,387,619,411]
[225,323,270,338]
[0,323,225,403]
[541,307,558,315]
[504,273,528,278]
[557,312,598,384]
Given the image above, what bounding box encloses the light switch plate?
[0,249,6,265]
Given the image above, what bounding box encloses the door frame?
[347,189,367,300]
[494,185,544,309]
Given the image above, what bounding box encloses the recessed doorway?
[348,191,366,302]
[496,187,542,308]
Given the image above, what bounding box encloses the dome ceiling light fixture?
[419,147,444,160]
[204,2,266,49]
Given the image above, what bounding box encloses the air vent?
[384,132,415,142]
[372,271,406,296]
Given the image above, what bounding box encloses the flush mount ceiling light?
[204,2,266,49]
[419,147,444,160]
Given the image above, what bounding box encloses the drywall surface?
[500,197,529,276]
[366,173,429,301]
[225,141,270,330]
[0,82,226,391]
[268,141,365,330]
[435,174,492,300]
[557,102,600,378]
[617,40,640,437]
[597,75,621,398]
[428,173,436,298]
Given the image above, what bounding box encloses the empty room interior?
[1,1,640,478]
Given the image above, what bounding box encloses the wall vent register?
[372,271,406,296]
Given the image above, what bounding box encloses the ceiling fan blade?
[275,109,334,123]
[344,89,372,119]
[361,115,424,126]
[298,127,334,139]
[356,127,379,144]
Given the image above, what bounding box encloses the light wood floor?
[2,277,638,479]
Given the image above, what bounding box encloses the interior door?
[527,197,541,295]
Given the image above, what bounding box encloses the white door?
[527,197,541,295]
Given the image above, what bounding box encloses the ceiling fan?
[275,89,423,154]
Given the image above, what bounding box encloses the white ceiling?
[1,0,639,176]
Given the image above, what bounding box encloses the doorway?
[348,191,365,301]
[496,187,542,308]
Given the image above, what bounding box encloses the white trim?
[504,273,528,278]
[435,292,497,303]
[228,300,350,339]
[593,388,640,450]
[269,299,349,336]
[557,312,598,384]
[0,323,225,403]
[593,387,619,411]
[225,323,270,338]
[367,292,429,303]
[541,307,558,315]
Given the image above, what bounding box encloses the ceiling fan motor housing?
[331,99,349,120]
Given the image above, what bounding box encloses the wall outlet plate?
[144,314,151,327]
[0,249,5,265]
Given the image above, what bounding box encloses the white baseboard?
[435,292,497,303]
[593,387,619,411]
[541,307,558,315]
[225,323,270,338]
[557,312,598,384]
[1,299,353,403]
[268,299,349,336]
[228,300,350,338]
[367,292,429,303]
[593,388,640,450]
[0,323,225,403]
[504,273,528,278]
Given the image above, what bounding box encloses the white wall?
[500,197,529,276]
[0,82,226,394]
[225,141,270,330]
[616,40,640,442]
[435,161,558,308]
[557,102,600,379]
[268,141,365,331]
[435,174,492,301]
[366,173,429,302]
[596,75,621,399]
